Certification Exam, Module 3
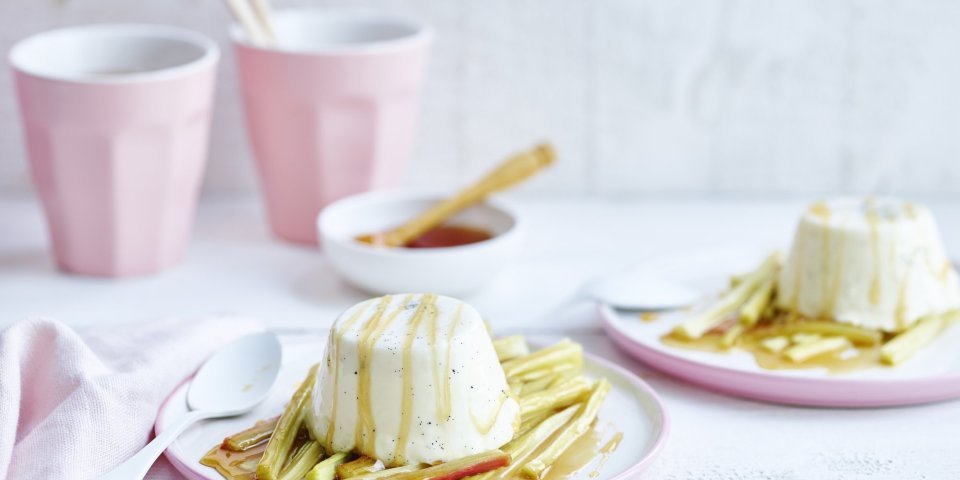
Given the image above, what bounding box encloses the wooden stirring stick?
[249,0,277,45]
[357,143,556,247]
[222,0,269,45]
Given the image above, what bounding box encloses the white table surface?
[2,194,959,479]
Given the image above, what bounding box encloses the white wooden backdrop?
[2,0,959,197]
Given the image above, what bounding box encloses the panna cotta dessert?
[203,294,609,479]
[668,197,960,370]
[310,293,521,467]
[776,198,960,332]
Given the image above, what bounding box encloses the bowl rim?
[318,189,523,257]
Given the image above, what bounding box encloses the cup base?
[268,221,319,246]
[53,252,185,278]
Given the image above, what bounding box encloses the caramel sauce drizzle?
[903,201,920,219]
[469,392,510,436]
[788,216,808,314]
[894,260,912,331]
[814,203,832,318]
[921,249,953,286]
[393,294,438,466]
[824,220,848,314]
[867,210,883,306]
[808,200,831,219]
[355,295,405,455]
[940,260,953,283]
[433,305,461,424]
[324,302,373,450]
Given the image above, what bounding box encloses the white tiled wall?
[2,0,959,197]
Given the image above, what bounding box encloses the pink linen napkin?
[0,316,263,480]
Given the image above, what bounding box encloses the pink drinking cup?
[233,9,432,245]
[10,25,219,277]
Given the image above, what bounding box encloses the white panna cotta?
[776,198,960,332]
[310,294,520,467]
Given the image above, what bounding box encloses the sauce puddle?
[541,425,623,480]
[542,427,600,480]
[639,312,659,323]
[590,431,624,478]
[661,332,884,374]
[201,428,310,480]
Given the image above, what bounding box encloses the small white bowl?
[318,190,524,295]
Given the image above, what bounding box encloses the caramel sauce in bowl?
[318,190,523,295]
[406,225,494,249]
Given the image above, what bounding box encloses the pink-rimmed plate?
[156,334,670,480]
[600,247,960,407]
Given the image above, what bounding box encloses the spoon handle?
[98,410,208,480]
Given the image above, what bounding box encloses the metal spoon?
[99,331,282,480]
[582,270,700,310]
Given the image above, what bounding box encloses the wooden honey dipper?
[356,143,556,247]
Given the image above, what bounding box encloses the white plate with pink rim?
[156,333,669,480]
[599,246,960,407]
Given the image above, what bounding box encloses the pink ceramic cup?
[10,25,219,277]
[233,9,432,245]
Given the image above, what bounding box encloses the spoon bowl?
[188,331,283,414]
[584,272,700,311]
[99,331,282,480]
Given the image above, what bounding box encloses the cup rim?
[9,23,220,85]
[230,8,432,56]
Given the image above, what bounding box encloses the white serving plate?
[157,334,669,479]
[600,247,960,407]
